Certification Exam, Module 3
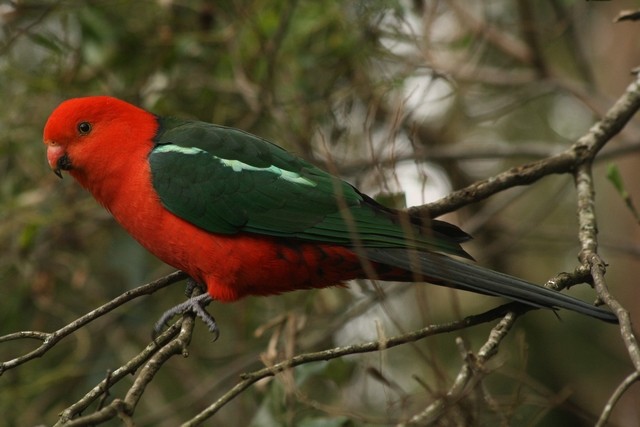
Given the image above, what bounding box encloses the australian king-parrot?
[43,96,617,334]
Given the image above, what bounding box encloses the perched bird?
[43,96,617,334]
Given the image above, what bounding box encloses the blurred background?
[1,0,640,426]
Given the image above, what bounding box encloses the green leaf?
[18,222,39,250]
[606,163,640,223]
[26,32,64,54]
[606,164,626,196]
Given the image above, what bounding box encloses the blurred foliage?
[1,0,640,426]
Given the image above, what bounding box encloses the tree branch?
[569,75,640,425]
[0,271,186,374]
[181,305,518,426]
[399,311,518,426]
[416,74,640,218]
[55,282,201,426]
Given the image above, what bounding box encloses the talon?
[152,293,219,341]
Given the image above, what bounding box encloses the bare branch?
[569,75,640,423]
[55,323,182,425]
[596,371,640,427]
[417,74,640,218]
[181,305,516,427]
[588,254,640,371]
[55,284,202,426]
[399,311,518,426]
[0,271,186,374]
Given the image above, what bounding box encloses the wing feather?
[149,117,469,257]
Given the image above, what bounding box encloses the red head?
[43,96,158,192]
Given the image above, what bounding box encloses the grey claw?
[153,293,219,341]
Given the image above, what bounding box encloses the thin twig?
[0,271,186,374]
[56,285,201,426]
[181,305,516,427]
[589,254,640,370]
[596,371,640,427]
[399,312,518,426]
[417,74,640,218]
[55,322,182,425]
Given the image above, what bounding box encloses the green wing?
[149,117,469,257]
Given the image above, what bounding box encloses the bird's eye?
[77,122,92,135]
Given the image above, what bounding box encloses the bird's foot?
[153,292,219,341]
[184,278,207,297]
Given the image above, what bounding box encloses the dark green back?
[148,117,469,257]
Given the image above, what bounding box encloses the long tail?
[364,248,618,323]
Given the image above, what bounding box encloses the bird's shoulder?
[153,116,311,173]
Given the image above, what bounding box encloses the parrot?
[43,96,617,335]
